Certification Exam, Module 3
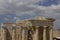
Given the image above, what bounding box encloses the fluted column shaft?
[49,27,53,40]
[43,26,46,40]
[22,27,26,40]
[19,26,22,40]
[12,27,16,40]
[1,27,6,40]
[33,27,39,40]
[16,26,22,40]
[35,27,39,40]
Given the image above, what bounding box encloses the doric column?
[1,27,6,40]
[22,27,26,40]
[12,27,16,40]
[12,24,16,40]
[28,27,33,40]
[16,26,22,40]
[25,28,28,40]
[49,27,53,40]
[33,26,39,40]
[35,27,39,40]
[19,26,22,40]
[43,26,47,40]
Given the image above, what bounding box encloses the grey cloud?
[0,0,60,28]
[0,0,40,14]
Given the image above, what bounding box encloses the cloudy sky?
[0,0,60,29]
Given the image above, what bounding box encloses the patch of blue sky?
[37,0,59,6]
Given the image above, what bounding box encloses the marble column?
[49,27,53,40]
[16,26,22,40]
[12,27,16,40]
[19,26,22,40]
[33,26,39,40]
[22,27,26,40]
[1,27,6,40]
[43,26,46,40]
[25,28,28,40]
[28,29,32,40]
